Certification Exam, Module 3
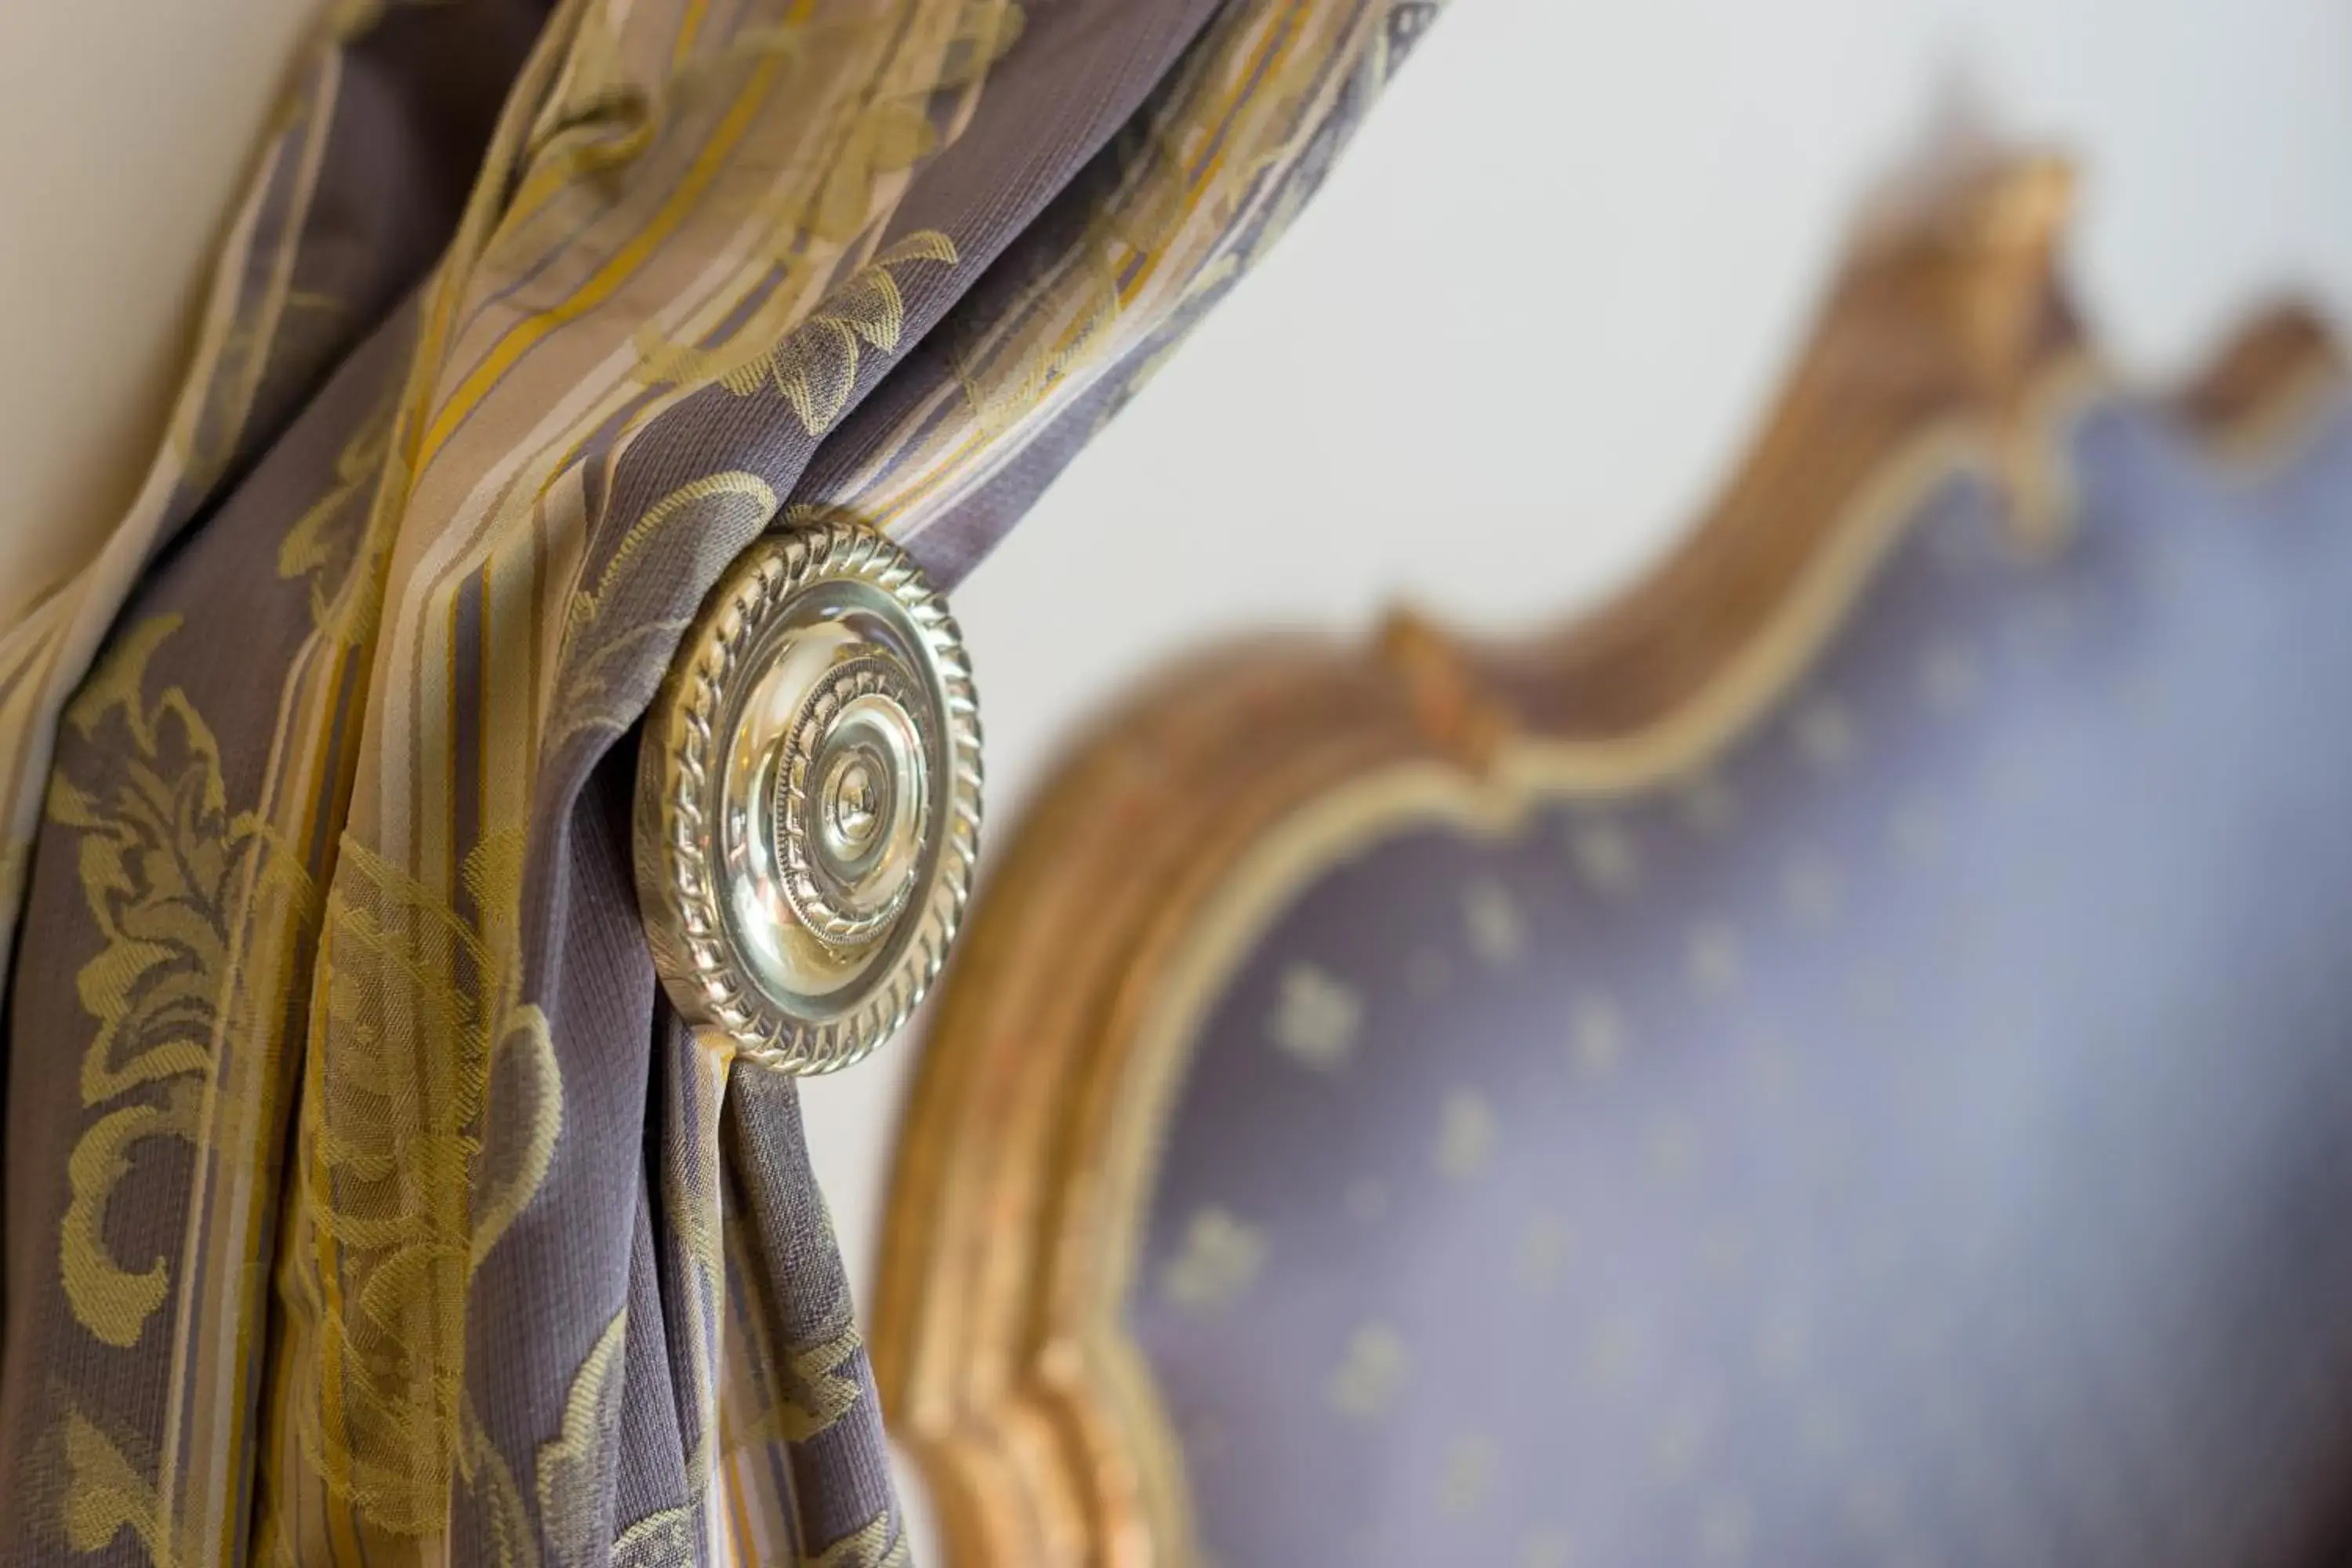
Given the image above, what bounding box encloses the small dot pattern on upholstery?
[1131,404,2352,1567]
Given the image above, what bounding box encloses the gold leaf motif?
[1798,1394,1849,1460]
[1438,1432,1498,1516]
[1432,1089,1495,1181]
[1842,1476,1901,1534]
[539,1309,628,1568]
[1581,1313,1643,1385]
[633,231,959,434]
[1919,641,1982,711]
[612,1508,696,1568]
[804,1509,913,1568]
[60,1083,202,1347]
[1745,1036,1798,1098]
[455,1392,538,1568]
[1646,1116,1699,1182]
[1793,698,1858,771]
[550,471,779,756]
[1519,1527,1575,1568]
[565,472,779,643]
[1569,992,1626,1076]
[1327,1323,1407,1418]
[1702,1218,1752,1277]
[288,819,561,1535]
[1698,1496,1754,1562]
[1685,920,1742,995]
[936,0,1027,89]
[1755,1303,1809,1377]
[948,231,1123,440]
[943,0,1336,442]
[1780,849,1841,924]
[471,986,561,1271]
[279,391,395,628]
[1889,796,1946,863]
[1566,818,1641,894]
[1515,1215,1570,1290]
[751,3,1022,247]
[47,614,314,1348]
[60,1408,167,1559]
[1675,771,1740,834]
[1160,1208,1265,1312]
[1651,1404,1710,1478]
[770,1323,868,1445]
[812,103,938,243]
[1461,877,1524,966]
[1268,962,1360,1069]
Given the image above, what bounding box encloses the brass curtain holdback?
[634,521,982,1074]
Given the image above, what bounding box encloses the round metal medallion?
[633,521,982,1074]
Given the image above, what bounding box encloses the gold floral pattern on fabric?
[724,1318,868,1450]
[537,1310,629,1568]
[939,2,1348,444]
[279,824,561,1535]
[0,31,363,982]
[60,1406,174,1559]
[635,230,960,433]
[714,1164,873,1448]
[551,470,780,755]
[47,614,314,1350]
[0,0,1449,1559]
[609,1505,696,1568]
[42,606,328,1564]
[249,0,1024,1541]
[799,0,1454,579]
[803,1512,914,1568]
[278,394,397,630]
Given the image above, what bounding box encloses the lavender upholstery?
[1131,403,2352,1566]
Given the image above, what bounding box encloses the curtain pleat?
[0,1,1444,1562]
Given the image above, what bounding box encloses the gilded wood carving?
[869,155,2348,1566]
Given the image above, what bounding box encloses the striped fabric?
[0,1,1443,1563]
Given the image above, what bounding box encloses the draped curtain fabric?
[0,0,1443,1562]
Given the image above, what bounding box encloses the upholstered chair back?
[1131,397,2352,1565]
[874,161,2352,1567]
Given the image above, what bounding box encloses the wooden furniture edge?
[869,154,2350,1568]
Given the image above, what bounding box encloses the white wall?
[800,0,2352,1308]
[0,0,318,615]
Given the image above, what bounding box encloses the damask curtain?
[0,0,1440,1561]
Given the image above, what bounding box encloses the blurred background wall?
[5,0,2350,1338]
[0,0,318,615]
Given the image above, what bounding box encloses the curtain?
[0,0,1442,1563]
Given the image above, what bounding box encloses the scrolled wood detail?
[869,155,2347,1566]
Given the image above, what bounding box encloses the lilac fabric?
[1134,402,2352,1566]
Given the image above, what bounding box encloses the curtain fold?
[0,1,1443,1562]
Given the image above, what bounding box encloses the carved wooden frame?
[869,156,2347,1567]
